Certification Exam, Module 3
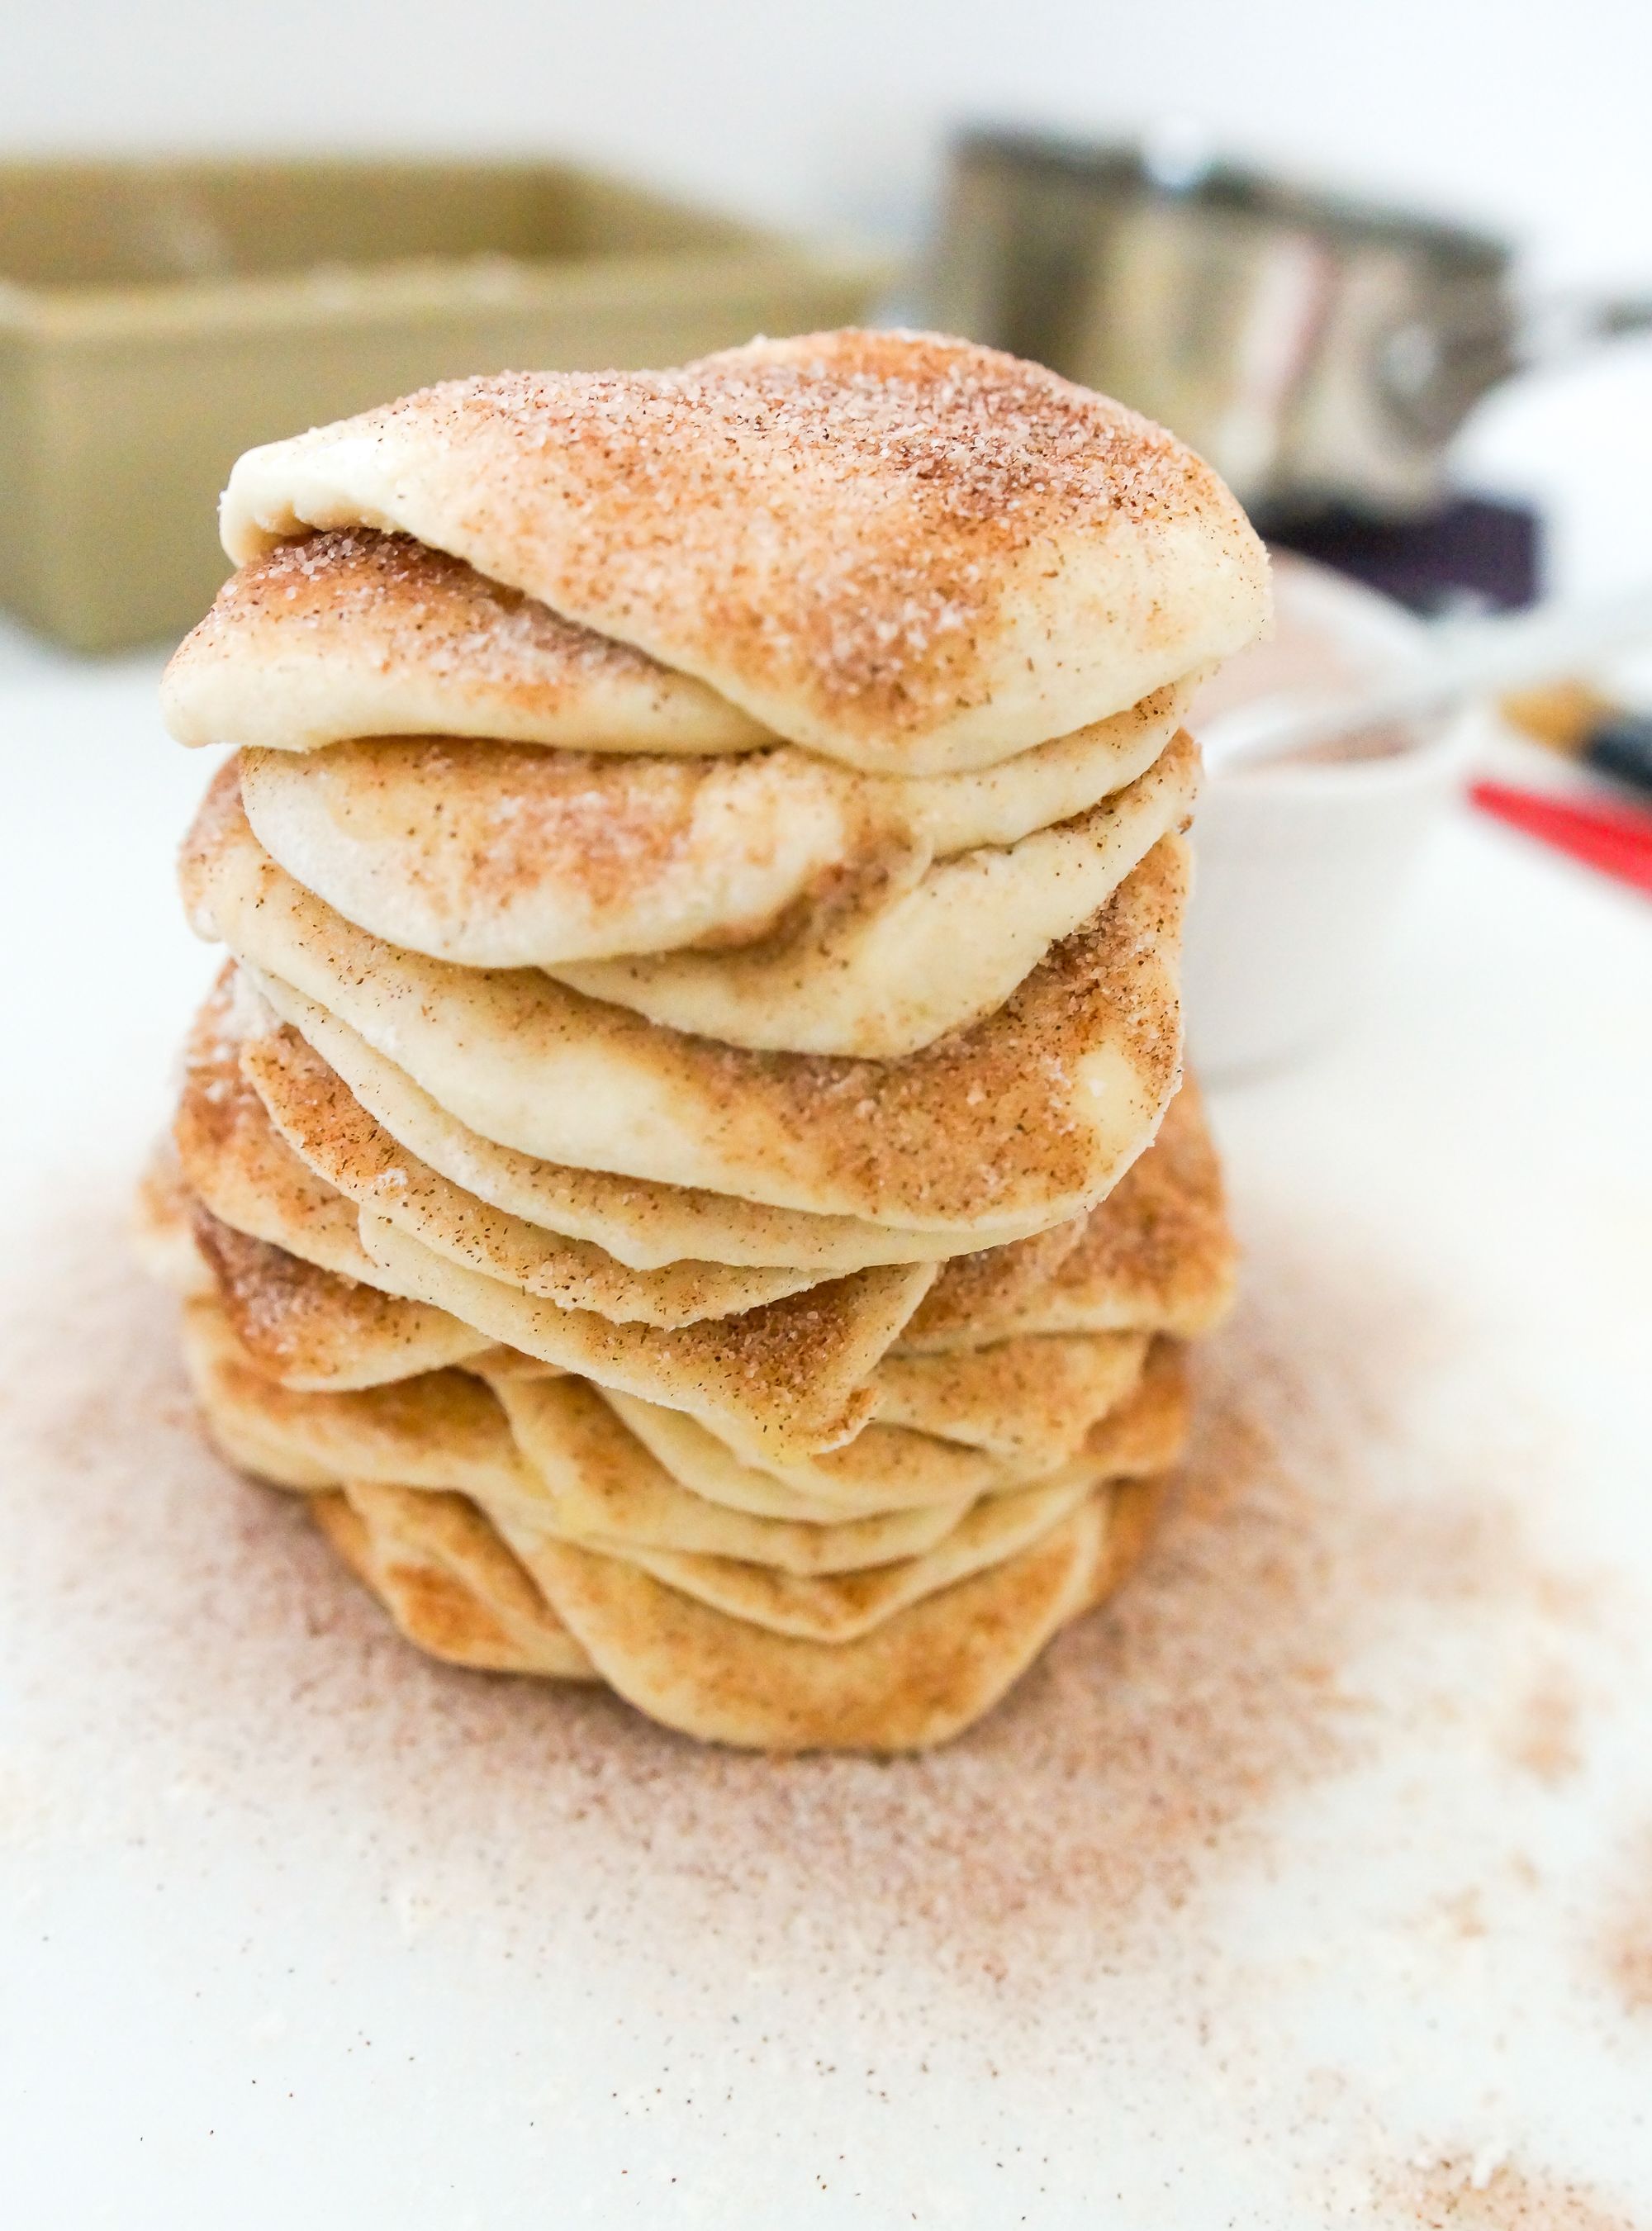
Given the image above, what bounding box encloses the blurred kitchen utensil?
[1499,680,1652,797]
[1183,556,1480,1079]
[1201,584,1652,771]
[1469,779,1652,895]
[0,157,889,651]
[927,129,1652,517]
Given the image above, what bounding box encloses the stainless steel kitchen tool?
[926,130,1652,516]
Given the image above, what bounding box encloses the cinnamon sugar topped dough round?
[163,529,772,757]
[217,329,1270,773]
[236,980,1056,1274]
[234,997,827,1327]
[230,682,1190,968]
[190,1208,492,1389]
[900,1079,1237,1349]
[182,768,1188,1230]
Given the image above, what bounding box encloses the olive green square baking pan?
[0,157,887,650]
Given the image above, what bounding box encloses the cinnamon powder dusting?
[1502,1669,1585,1785]
[1598,1826,1652,2019]
[2,1175,1645,2210]
[1376,2159,1645,2230]
[0,1188,1596,1939]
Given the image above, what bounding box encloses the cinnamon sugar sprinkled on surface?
[255,737,748,922]
[1502,1668,1585,1785]
[161,524,774,757]
[0,1187,1610,1950]
[909,1075,1232,1342]
[1376,2159,1646,2230]
[192,1207,467,1382]
[1598,1826,1652,2018]
[4,1175,1647,2210]
[1610,1925,1652,2016]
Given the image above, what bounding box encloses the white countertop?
[1,411,1650,2224]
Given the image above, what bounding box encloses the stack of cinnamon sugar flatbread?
[140,329,1269,1750]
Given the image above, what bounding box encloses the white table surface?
[1,485,1650,2227]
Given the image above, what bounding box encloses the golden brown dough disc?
[237,997,824,1326]
[549,732,1199,1058]
[216,330,1268,773]
[191,1208,494,1388]
[183,768,1186,1232]
[900,1081,1237,1349]
[560,1477,1092,1644]
[1080,1340,1191,1478]
[314,1485,596,1679]
[164,528,771,758]
[173,971,376,1284]
[482,1372,976,1576]
[181,1295,529,1500]
[356,1213,931,1468]
[871,1332,1152,1467]
[227,650,1189,955]
[240,983,1049,1272]
[507,1494,1108,1749]
[603,1393,1018,1517]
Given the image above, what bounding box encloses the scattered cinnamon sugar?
[1376,2157,1646,2230]
[240,733,817,930]
[1597,1826,1652,2018]
[0,1183,1602,1960]
[1502,1668,1585,1785]
[2,1171,1645,2207]
[1612,1924,1652,2016]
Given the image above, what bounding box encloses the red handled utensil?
[1469,779,1652,897]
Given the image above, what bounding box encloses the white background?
[4,0,1652,619]
[2,0,1650,286]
